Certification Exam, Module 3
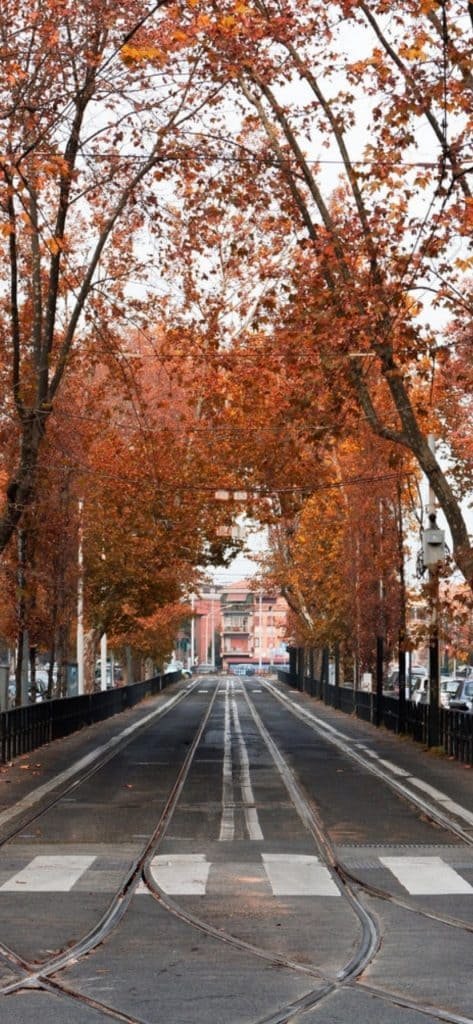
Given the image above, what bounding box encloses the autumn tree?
[0,0,227,555]
[56,326,249,687]
[162,0,473,588]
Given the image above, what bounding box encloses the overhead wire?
[25,435,414,496]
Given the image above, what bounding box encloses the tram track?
[261,679,473,846]
[0,681,221,995]
[246,679,473,1024]
[0,680,199,848]
[0,675,471,1024]
[258,677,473,936]
[138,678,473,1024]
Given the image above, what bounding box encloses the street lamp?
[423,436,446,746]
[77,498,84,696]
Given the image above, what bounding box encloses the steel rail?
[136,679,380,1024]
[2,677,472,1024]
[0,681,220,997]
[262,679,473,846]
[0,680,200,848]
[249,680,473,1024]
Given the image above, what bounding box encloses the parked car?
[411,675,429,705]
[408,666,427,697]
[95,664,114,688]
[29,680,49,702]
[164,660,183,675]
[196,663,217,674]
[454,665,473,680]
[384,665,428,698]
[384,669,399,694]
[440,677,460,709]
[449,679,473,713]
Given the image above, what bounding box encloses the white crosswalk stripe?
[380,856,473,895]
[0,855,96,892]
[0,853,471,896]
[148,854,211,895]
[261,853,340,896]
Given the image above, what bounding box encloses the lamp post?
[190,594,195,668]
[77,499,84,696]
[210,592,216,668]
[375,499,385,726]
[422,436,445,747]
[100,633,108,691]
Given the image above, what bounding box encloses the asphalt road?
[0,675,472,1024]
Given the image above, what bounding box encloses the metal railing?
[0,672,180,764]
[278,661,473,766]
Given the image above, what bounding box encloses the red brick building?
[217,580,289,672]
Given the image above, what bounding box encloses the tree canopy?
[1,1,472,677]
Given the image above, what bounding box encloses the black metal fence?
[0,672,181,764]
[278,654,473,766]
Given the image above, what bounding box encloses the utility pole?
[204,612,209,665]
[190,594,195,668]
[210,592,216,668]
[100,633,108,691]
[77,499,84,696]
[17,528,29,706]
[375,499,385,726]
[423,436,445,747]
[396,481,407,730]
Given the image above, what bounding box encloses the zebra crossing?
[0,851,472,896]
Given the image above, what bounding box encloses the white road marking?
[0,855,96,892]
[1,852,471,898]
[439,800,473,827]
[408,783,473,826]
[148,854,210,895]
[0,686,195,829]
[376,759,410,777]
[231,697,264,841]
[219,683,235,842]
[261,853,340,896]
[408,778,449,801]
[380,856,473,895]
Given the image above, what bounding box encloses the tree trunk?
[83,628,100,693]
[0,413,47,555]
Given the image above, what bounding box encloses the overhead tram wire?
[19,146,472,172]
[34,440,416,496]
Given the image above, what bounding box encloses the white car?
[411,676,429,705]
[449,679,473,713]
[440,677,460,709]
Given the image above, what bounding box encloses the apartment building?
[177,580,289,671]
[219,580,289,673]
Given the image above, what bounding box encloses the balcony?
[223,643,250,656]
